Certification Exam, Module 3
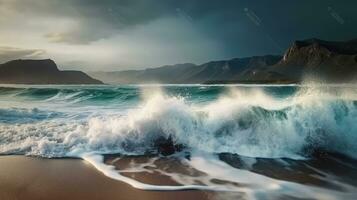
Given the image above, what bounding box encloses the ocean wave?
[0,86,140,104]
[0,86,356,159]
[0,108,63,123]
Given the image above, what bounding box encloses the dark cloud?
[1,0,357,69]
[0,47,46,63]
[3,0,357,46]
[55,0,357,50]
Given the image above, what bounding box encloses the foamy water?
[0,84,356,199]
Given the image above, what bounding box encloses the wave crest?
[0,86,356,159]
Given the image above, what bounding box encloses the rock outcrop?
[0,59,103,84]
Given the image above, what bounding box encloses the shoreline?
[0,156,217,200]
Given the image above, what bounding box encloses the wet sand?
[1,154,356,200]
[0,156,218,200]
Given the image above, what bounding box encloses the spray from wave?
[0,85,356,159]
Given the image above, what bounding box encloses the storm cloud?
[1,0,357,70]
[0,47,46,63]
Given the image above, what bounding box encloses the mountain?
[240,38,357,83]
[90,63,198,84]
[0,59,103,84]
[90,38,357,84]
[89,55,282,84]
[2,39,355,85]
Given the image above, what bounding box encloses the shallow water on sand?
[0,84,357,199]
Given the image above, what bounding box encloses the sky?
[0,0,357,71]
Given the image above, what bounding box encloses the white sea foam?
[0,86,356,158]
[81,153,227,191]
[80,152,357,200]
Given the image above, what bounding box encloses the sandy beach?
[0,156,220,200]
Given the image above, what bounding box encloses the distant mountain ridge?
[90,38,357,84]
[0,59,102,84]
[2,38,357,85]
[90,55,282,84]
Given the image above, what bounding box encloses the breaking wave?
[1,84,357,199]
[0,85,356,159]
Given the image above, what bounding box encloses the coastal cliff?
[0,59,103,84]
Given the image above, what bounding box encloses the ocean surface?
[0,84,357,199]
